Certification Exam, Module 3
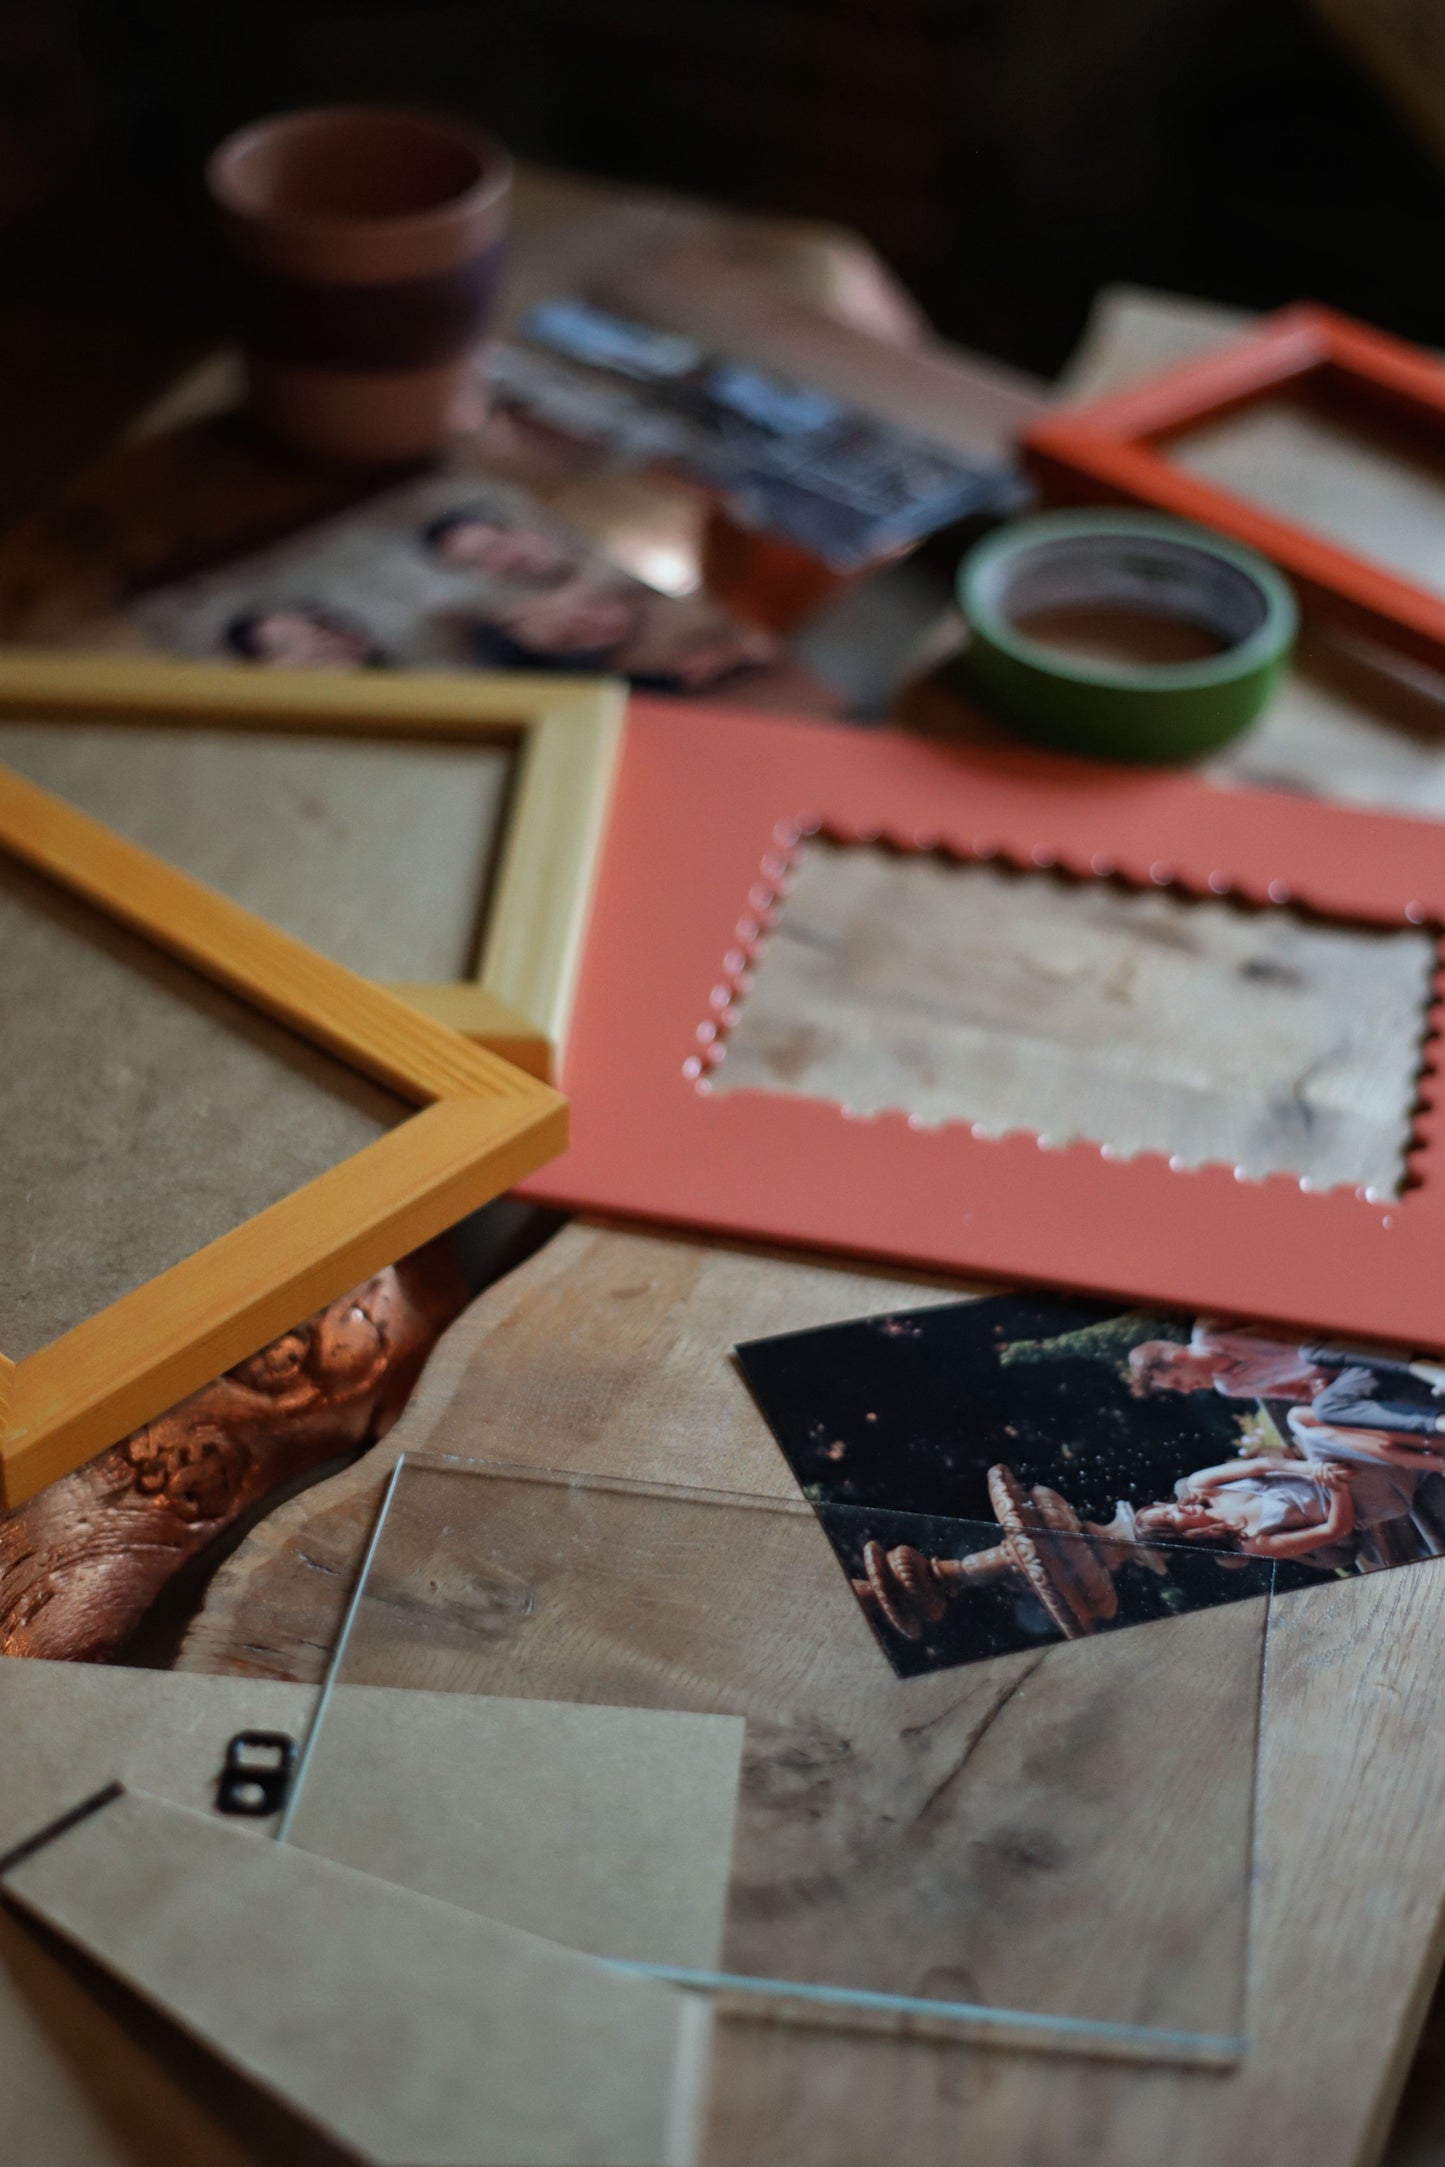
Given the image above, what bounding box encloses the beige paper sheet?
[285,1689,743,1971]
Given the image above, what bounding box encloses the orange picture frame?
[522,698,1445,1351]
[1023,303,1445,672]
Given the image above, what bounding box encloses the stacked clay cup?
[208,106,511,465]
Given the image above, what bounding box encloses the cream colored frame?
[0,760,566,1508]
[0,650,628,1080]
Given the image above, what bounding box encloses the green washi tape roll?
[956,510,1297,762]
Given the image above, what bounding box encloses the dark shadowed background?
[3,0,1444,515]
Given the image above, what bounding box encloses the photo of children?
[130,471,779,695]
[737,1295,1445,1677]
[222,604,388,669]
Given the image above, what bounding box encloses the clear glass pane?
[285,1455,1271,2064]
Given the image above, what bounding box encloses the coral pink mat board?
[519,699,1445,1349]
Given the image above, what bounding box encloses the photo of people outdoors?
[737,1295,1445,1676]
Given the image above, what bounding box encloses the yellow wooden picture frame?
[0,649,628,1081]
[0,761,567,1508]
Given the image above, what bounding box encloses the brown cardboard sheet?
[2,1785,712,2167]
[0,1661,741,2165]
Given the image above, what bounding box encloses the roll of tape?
[956,510,1297,761]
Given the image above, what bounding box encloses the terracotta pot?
[207,106,512,466]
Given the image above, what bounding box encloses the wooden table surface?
[7,168,1445,2166]
[182,1222,1445,2167]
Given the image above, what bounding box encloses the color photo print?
[129,470,779,694]
[736,1296,1445,1677]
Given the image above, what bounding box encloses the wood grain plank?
[179,1225,974,1676]
[478,696,628,1072]
[699,1561,1445,2167]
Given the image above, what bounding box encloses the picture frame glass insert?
[287,1454,1271,2066]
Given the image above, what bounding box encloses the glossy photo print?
[129,470,777,693]
[736,1296,1445,1677]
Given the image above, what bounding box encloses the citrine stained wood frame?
[0,766,567,1508]
[1023,303,1445,672]
[0,649,628,1081]
[521,699,1445,1352]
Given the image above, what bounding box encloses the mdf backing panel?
[0,1789,709,2167]
[0,721,513,984]
[0,1666,328,2167]
[0,1664,731,2167]
[0,854,404,1358]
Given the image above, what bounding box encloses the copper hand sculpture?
[0,1237,468,1661]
